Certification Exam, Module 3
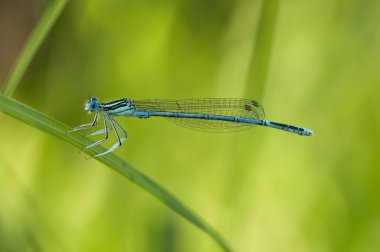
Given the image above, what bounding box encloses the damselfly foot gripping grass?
[71,97,314,157]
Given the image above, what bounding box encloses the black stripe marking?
[103,99,128,111]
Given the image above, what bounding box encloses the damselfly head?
[85,97,100,112]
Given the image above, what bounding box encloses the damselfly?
[71,97,314,157]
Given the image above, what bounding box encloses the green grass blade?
[2,0,68,96]
[245,0,280,97]
[0,94,233,252]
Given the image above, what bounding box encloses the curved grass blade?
[3,0,68,96]
[0,95,232,252]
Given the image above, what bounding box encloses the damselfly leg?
[93,116,128,157]
[110,117,128,139]
[70,111,128,158]
[69,112,99,132]
[81,113,109,153]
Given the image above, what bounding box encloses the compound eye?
[90,101,98,110]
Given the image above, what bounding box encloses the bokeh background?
[1,0,379,251]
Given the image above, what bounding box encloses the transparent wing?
[133,98,265,132]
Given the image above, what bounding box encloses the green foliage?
[1,0,380,251]
[0,95,232,251]
[0,0,232,250]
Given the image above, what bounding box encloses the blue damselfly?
[71,97,314,157]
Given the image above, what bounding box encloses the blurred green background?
[1,0,379,251]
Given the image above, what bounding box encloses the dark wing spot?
[251,100,260,107]
[244,104,252,111]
